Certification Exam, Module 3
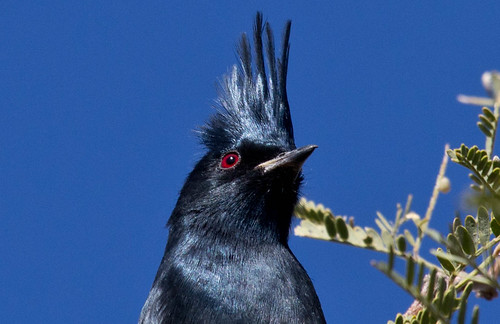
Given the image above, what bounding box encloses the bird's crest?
[201,13,295,152]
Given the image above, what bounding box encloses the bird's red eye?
[220,152,240,169]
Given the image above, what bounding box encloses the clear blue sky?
[2,1,499,323]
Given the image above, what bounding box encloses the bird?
[139,12,326,323]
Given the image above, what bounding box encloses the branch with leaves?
[295,71,500,324]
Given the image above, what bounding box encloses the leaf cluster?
[447,142,500,196]
[294,195,499,323]
[295,71,500,323]
[295,196,418,256]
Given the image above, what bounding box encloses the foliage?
[294,71,500,323]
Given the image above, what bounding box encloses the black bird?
[140,13,326,323]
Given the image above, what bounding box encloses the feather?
[201,12,294,153]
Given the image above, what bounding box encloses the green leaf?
[396,235,406,253]
[477,155,489,171]
[479,114,494,129]
[464,215,478,246]
[477,207,490,246]
[433,249,469,266]
[472,149,481,165]
[310,208,322,224]
[469,173,483,186]
[458,283,472,324]
[493,210,500,224]
[488,167,500,184]
[455,225,476,255]
[416,310,423,321]
[469,274,495,286]
[453,217,462,233]
[417,262,425,291]
[421,308,430,324]
[460,143,469,157]
[461,281,474,302]
[442,287,456,316]
[427,268,437,301]
[324,215,336,238]
[447,233,465,257]
[494,159,500,169]
[437,277,446,305]
[394,313,403,324]
[467,145,477,161]
[481,160,492,176]
[478,122,492,137]
[406,257,415,286]
[435,247,455,272]
[335,217,349,240]
[454,151,464,162]
[457,299,467,324]
[471,305,479,324]
[491,218,500,237]
[482,107,496,122]
[388,246,395,270]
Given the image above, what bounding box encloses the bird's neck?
[168,196,295,248]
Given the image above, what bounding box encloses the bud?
[437,176,451,194]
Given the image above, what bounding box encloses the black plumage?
[139,13,326,323]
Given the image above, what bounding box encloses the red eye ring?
[220,152,240,169]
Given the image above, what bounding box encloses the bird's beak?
[255,144,318,174]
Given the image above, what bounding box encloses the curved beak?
[255,144,318,174]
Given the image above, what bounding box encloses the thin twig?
[413,144,450,257]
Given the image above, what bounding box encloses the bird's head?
[170,13,316,244]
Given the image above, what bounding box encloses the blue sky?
[2,1,500,323]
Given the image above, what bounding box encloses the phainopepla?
[139,12,326,323]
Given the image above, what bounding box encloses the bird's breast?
[153,241,323,322]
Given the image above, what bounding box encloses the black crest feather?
[201,12,294,152]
